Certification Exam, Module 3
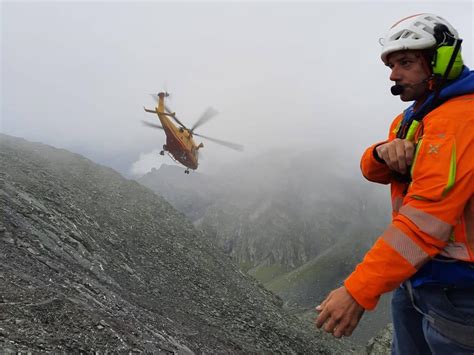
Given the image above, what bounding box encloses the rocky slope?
[0,134,341,353]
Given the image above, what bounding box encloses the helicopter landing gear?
[160,144,167,156]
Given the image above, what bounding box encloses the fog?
[2,1,473,177]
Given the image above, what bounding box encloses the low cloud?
[130,149,168,176]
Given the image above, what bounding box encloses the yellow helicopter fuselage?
[154,93,200,170]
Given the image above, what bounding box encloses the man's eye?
[401,60,412,67]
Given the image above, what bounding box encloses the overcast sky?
[2,1,473,176]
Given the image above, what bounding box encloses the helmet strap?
[416,51,434,88]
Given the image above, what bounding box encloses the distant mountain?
[1,134,343,353]
[136,148,394,345]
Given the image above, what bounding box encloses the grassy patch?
[248,264,288,284]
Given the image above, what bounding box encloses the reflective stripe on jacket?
[345,93,474,310]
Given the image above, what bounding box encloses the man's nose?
[390,66,402,82]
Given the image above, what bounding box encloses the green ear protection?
[432,24,464,80]
[432,46,464,79]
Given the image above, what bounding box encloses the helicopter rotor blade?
[191,107,218,133]
[164,104,187,129]
[193,133,244,152]
[141,120,164,130]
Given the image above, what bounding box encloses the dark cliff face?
[0,134,335,353]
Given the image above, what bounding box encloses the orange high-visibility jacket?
[345,93,474,310]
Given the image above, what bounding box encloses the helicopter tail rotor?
[149,91,170,103]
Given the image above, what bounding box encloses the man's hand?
[375,138,415,174]
[315,286,365,338]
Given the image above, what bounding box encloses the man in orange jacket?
[316,14,474,353]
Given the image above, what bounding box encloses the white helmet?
[380,13,459,64]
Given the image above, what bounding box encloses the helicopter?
[142,92,243,174]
